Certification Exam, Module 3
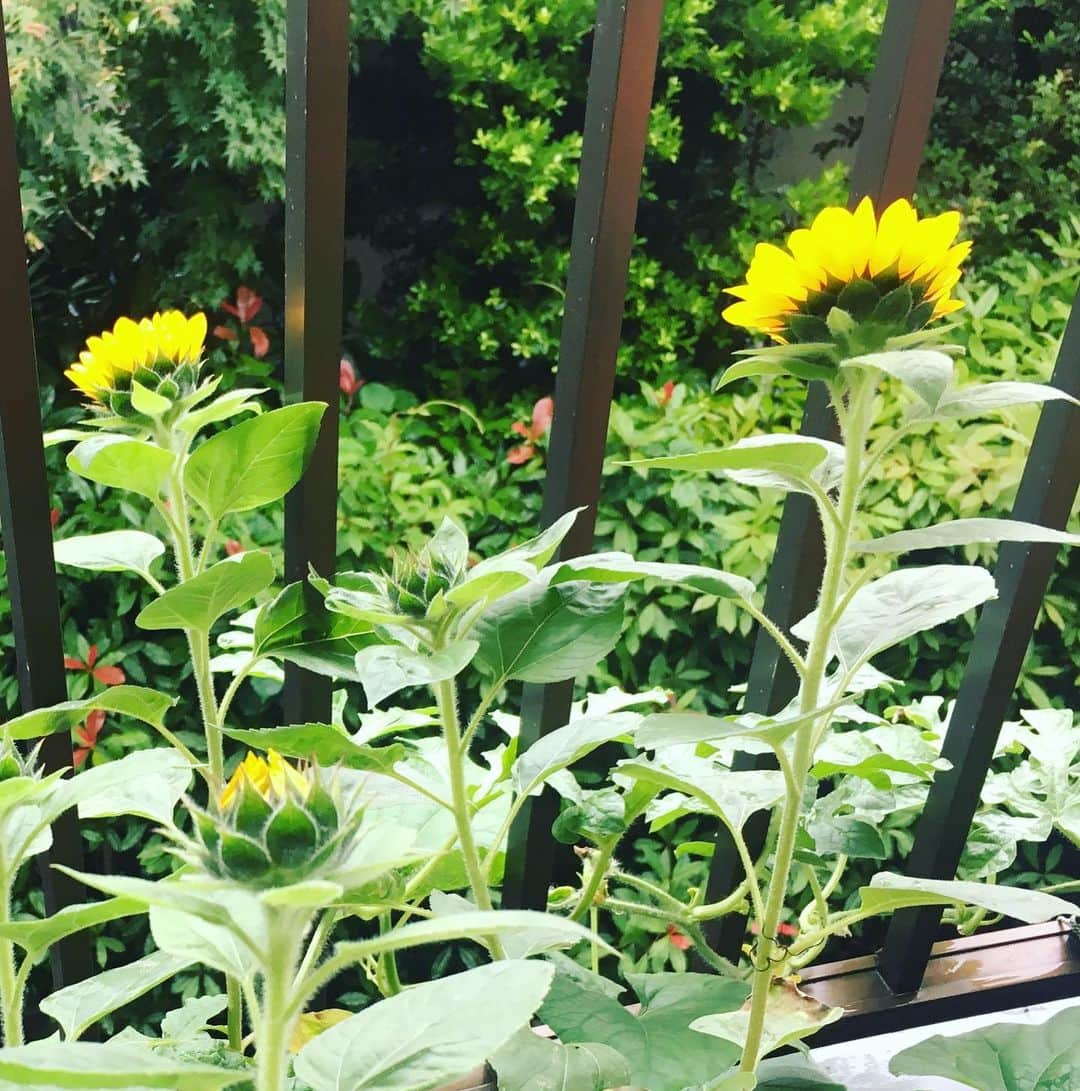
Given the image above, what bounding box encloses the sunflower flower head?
[722,197,970,365]
[182,750,361,889]
[65,311,209,421]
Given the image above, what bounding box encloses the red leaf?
[74,709,106,767]
[219,302,242,320]
[50,506,61,529]
[63,656,86,671]
[666,924,692,950]
[73,747,90,770]
[660,380,675,406]
[249,326,270,359]
[531,396,554,437]
[213,324,238,342]
[92,665,126,686]
[507,443,536,465]
[85,644,99,668]
[510,421,530,439]
[225,539,244,556]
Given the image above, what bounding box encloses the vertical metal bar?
[501,0,665,910]
[699,0,956,960]
[880,293,1080,992]
[0,4,88,989]
[282,0,348,725]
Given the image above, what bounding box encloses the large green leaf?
[932,380,1079,419]
[294,961,554,1091]
[3,686,176,741]
[853,873,1077,924]
[0,898,143,963]
[793,565,997,672]
[252,582,375,679]
[223,723,403,773]
[690,980,842,1065]
[136,552,275,632]
[473,578,626,684]
[353,641,478,707]
[617,757,785,833]
[67,435,173,500]
[889,1004,1080,1090]
[68,748,193,825]
[854,518,1080,556]
[184,402,326,519]
[539,970,748,1091]
[52,530,166,582]
[178,386,267,434]
[843,349,954,410]
[40,948,192,1041]
[513,712,640,795]
[491,1029,630,1091]
[0,1041,242,1089]
[149,899,264,981]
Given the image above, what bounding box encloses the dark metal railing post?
[879,292,1080,992]
[502,0,665,910]
[282,0,348,725]
[699,0,957,961]
[0,3,88,989]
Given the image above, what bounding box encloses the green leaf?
[332,910,605,965]
[0,898,143,963]
[253,582,375,679]
[690,980,842,1065]
[889,1004,1080,1090]
[473,578,626,684]
[223,723,404,773]
[792,565,997,672]
[934,381,1080,418]
[52,530,166,582]
[184,402,326,520]
[491,1029,630,1091]
[69,748,193,825]
[160,995,230,1043]
[447,509,584,610]
[259,879,343,909]
[3,686,177,741]
[136,552,275,632]
[713,358,791,390]
[854,517,1080,555]
[620,436,829,484]
[130,379,172,416]
[550,553,756,602]
[513,712,639,795]
[294,961,555,1091]
[637,705,837,751]
[149,896,267,981]
[0,1041,242,1089]
[40,948,192,1041]
[843,349,954,410]
[539,971,748,1091]
[856,872,1077,923]
[354,641,479,708]
[178,387,267,434]
[67,435,173,501]
[618,757,785,833]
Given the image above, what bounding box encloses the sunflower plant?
[1,198,1077,1091]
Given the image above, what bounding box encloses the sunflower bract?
[722,197,971,345]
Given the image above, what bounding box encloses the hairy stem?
[255,912,305,1091]
[568,841,617,924]
[434,677,505,960]
[739,374,874,1075]
[0,879,23,1047]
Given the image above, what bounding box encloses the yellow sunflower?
[65,310,208,402]
[722,197,971,344]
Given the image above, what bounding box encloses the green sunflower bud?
[187,750,360,889]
